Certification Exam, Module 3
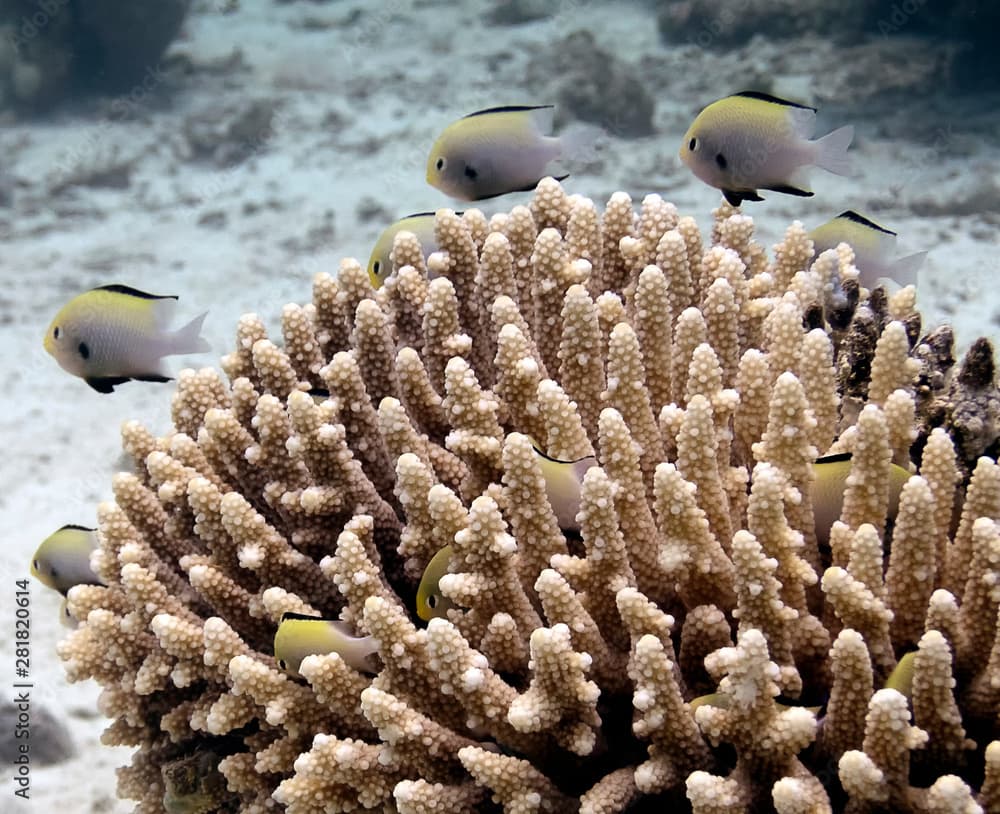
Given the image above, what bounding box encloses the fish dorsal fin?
[462,105,554,119]
[837,210,897,236]
[732,91,816,112]
[402,211,463,219]
[280,611,324,623]
[92,284,178,301]
[530,443,592,466]
[815,452,853,464]
[59,523,97,532]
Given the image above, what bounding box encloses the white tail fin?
[886,251,926,288]
[814,124,854,176]
[557,122,607,167]
[169,311,211,356]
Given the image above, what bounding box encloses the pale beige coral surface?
[57,180,999,813]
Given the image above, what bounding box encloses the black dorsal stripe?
[462,104,553,119]
[531,444,593,466]
[92,284,177,300]
[837,210,897,236]
[401,211,464,219]
[59,524,97,532]
[280,611,325,623]
[732,91,816,112]
[815,452,853,464]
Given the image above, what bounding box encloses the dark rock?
[182,98,278,167]
[656,0,870,48]
[72,0,189,93]
[486,0,552,26]
[0,699,75,766]
[0,0,76,110]
[527,30,655,139]
[0,0,189,112]
[947,338,1000,474]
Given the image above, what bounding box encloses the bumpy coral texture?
[58,180,999,813]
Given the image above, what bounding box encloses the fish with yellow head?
[679,91,853,207]
[415,544,458,622]
[426,105,601,201]
[809,210,925,289]
[415,444,596,621]
[811,452,912,545]
[31,524,102,595]
[44,284,210,393]
[273,612,379,677]
[367,212,445,288]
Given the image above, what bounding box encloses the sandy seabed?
[0,0,997,810]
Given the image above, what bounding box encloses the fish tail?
[887,250,926,287]
[557,122,606,166]
[814,124,854,176]
[169,311,211,355]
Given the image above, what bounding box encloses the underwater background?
[0,0,998,809]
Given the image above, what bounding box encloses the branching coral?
[58,180,998,813]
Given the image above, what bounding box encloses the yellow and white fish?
[679,91,854,207]
[884,650,915,699]
[532,444,597,532]
[426,105,597,201]
[30,524,102,595]
[413,446,595,622]
[44,284,210,393]
[273,612,379,677]
[810,210,925,289]
[367,212,444,288]
[415,544,457,622]
[812,452,911,545]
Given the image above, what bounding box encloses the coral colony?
[58,181,998,812]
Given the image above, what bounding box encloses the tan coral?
[52,182,1000,814]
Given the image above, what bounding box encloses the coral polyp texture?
[58,179,999,813]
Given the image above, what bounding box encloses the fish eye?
[78,341,90,360]
[53,326,60,340]
[463,166,478,180]
[32,559,39,570]
[373,261,381,274]
[689,137,698,151]
[427,594,438,609]
[277,659,286,670]
[435,157,445,171]
[715,153,727,170]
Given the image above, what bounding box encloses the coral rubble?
[58,180,999,812]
